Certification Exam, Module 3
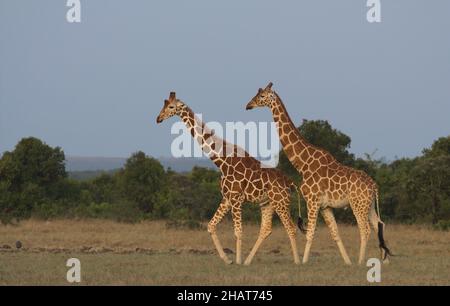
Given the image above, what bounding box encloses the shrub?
[433,220,450,231]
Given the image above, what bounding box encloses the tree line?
[0,120,449,229]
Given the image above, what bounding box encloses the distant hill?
[159,156,215,172]
[68,169,120,181]
[65,156,215,173]
[65,156,126,172]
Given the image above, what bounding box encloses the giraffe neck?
[270,93,314,174]
[178,106,227,167]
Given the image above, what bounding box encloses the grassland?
[0,220,449,285]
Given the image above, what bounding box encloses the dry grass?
[0,219,449,285]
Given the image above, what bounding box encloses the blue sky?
[1,0,449,160]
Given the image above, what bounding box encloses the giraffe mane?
[273,91,337,163]
[184,105,253,160]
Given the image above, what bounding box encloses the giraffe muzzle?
[246,103,254,110]
[156,116,163,123]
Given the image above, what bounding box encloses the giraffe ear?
[164,99,170,106]
[258,88,263,93]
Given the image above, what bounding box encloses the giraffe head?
[246,82,276,110]
[156,92,185,123]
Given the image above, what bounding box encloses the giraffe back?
[219,156,295,205]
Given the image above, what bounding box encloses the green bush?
[71,201,145,223]
[104,201,145,223]
[1,134,450,226]
[433,220,450,231]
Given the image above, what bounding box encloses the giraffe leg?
[302,198,320,264]
[321,207,352,265]
[243,204,274,266]
[352,202,371,265]
[230,196,245,265]
[275,204,300,265]
[357,220,370,265]
[207,199,232,264]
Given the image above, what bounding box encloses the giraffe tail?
[374,191,393,260]
[292,183,306,234]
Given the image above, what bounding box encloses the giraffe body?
[246,83,392,265]
[157,92,303,265]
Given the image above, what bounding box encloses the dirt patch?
[0,245,214,256]
[0,245,287,256]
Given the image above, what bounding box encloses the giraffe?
[156,92,306,265]
[246,82,392,265]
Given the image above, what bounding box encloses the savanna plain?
[0,220,449,285]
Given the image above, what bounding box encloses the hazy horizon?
[1,1,449,161]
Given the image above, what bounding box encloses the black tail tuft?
[297,217,307,234]
[378,222,393,260]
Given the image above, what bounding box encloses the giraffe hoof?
[243,259,252,266]
[223,258,233,265]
